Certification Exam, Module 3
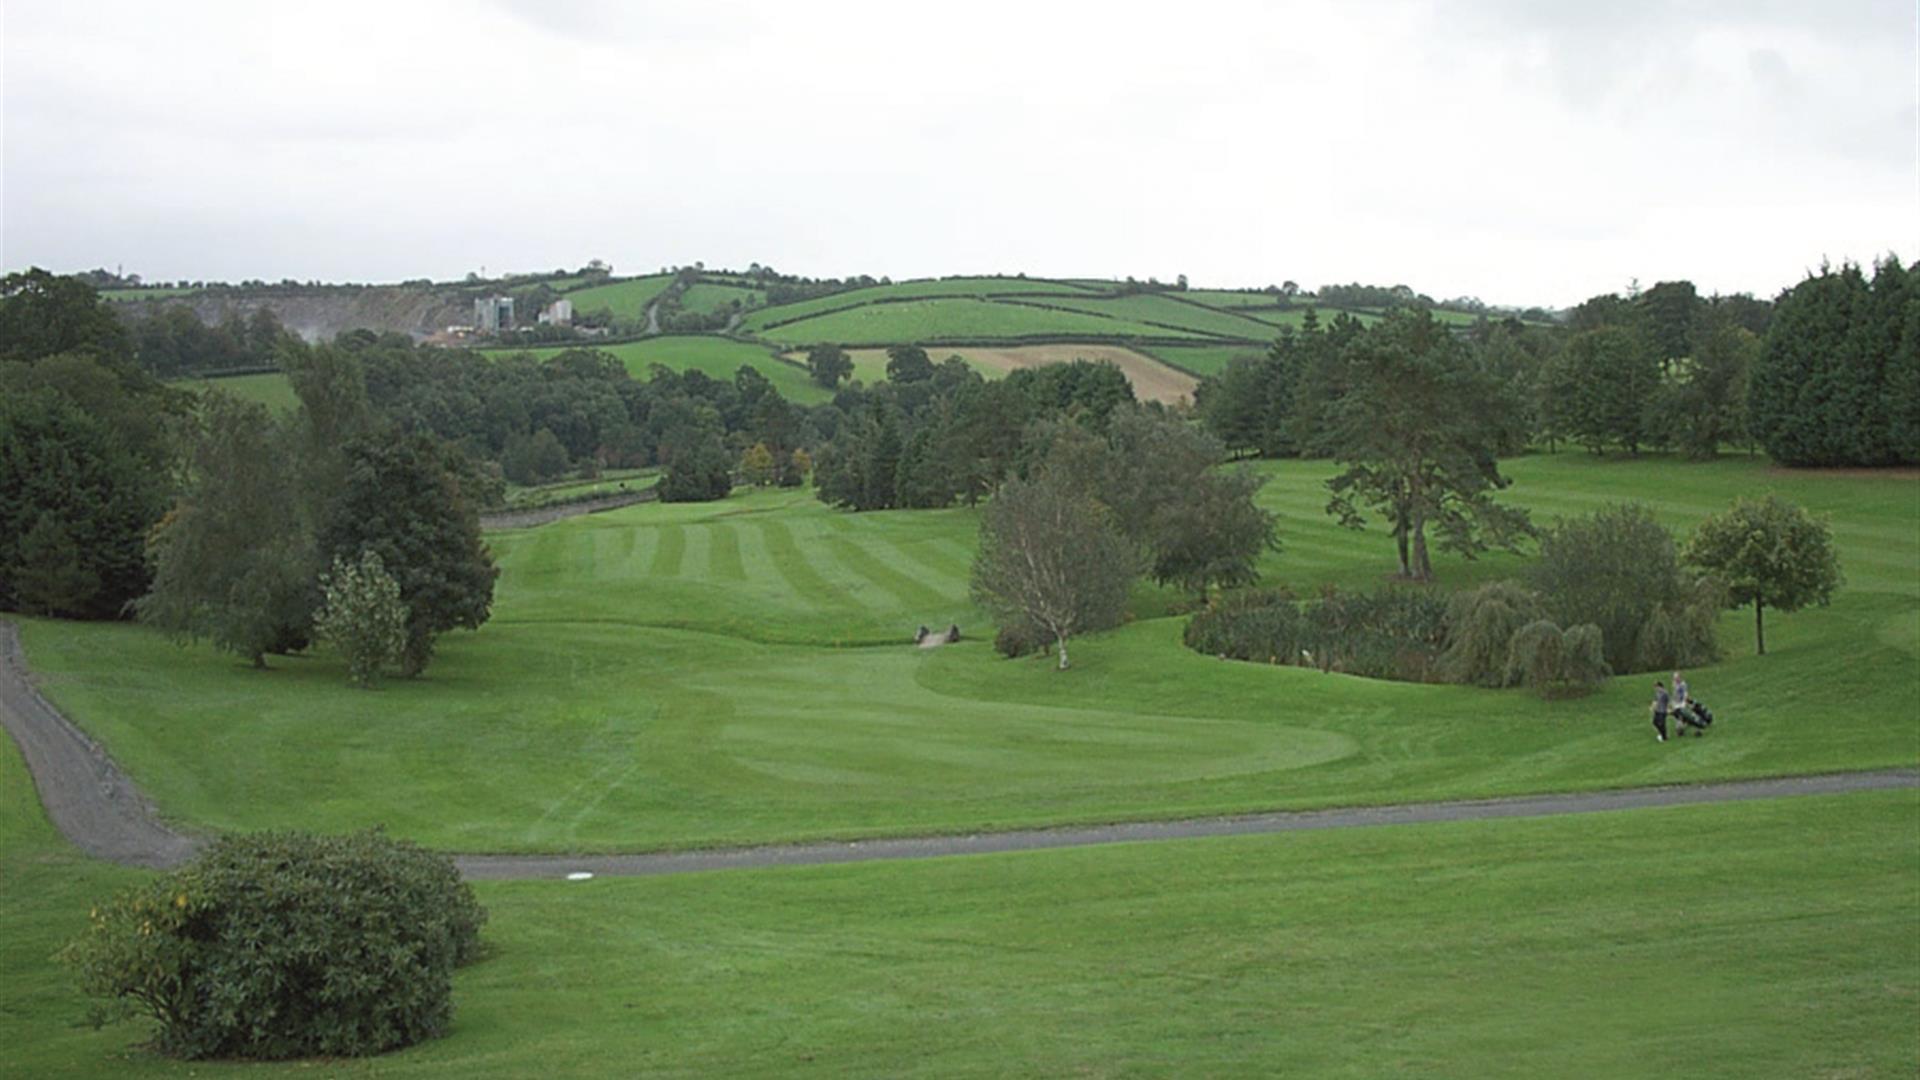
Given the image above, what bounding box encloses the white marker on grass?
[566,871,594,881]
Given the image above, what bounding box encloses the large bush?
[1183,588,1305,664]
[1528,503,1721,673]
[1440,580,1548,687]
[65,830,485,1061]
[1185,586,1447,682]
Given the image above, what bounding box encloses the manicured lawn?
[5,695,1913,1078]
[560,274,676,323]
[14,454,1916,853]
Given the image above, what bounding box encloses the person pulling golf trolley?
[1651,671,1716,741]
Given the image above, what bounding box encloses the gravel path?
[3,621,1913,880]
[478,487,657,531]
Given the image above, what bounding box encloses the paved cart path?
[3,622,1913,880]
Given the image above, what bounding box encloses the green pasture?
[1022,293,1284,340]
[750,297,1211,346]
[99,286,194,301]
[676,282,762,317]
[1182,287,1288,309]
[738,276,1102,333]
[1142,342,1270,377]
[486,336,829,404]
[13,454,1916,854]
[559,274,676,323]
[188,371,299,412]
[3,706,1913,1077]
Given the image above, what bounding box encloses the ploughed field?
[5,452,1916,1076]
[14,454,1916,853]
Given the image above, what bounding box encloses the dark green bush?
[1441,581,1548,687]
[65,830,485,1060]
[1302,586,1449,681]
[994,620,1050,658]
[1182,587,1303,664]
[1529,503,1721,673]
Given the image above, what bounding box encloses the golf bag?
[1674,698,1714,733]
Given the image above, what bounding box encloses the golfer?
[1672,671,1689,708]
[1651,680,1671,742]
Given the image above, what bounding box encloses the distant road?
[1,620,1912,880]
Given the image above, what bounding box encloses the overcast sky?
[4,1,1914,308]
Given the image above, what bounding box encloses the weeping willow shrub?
[1632,575,1727,671]
[1440,581,1547,687]
[1506,619,1565,695]
[1505,619,1613,699]
[1561,623,1611,693]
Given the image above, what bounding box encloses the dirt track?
[1,621,1912,880]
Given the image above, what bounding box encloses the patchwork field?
[749,296,1211,347]
[785,344,1199,403]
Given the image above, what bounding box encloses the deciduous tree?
[1683,494,1842,655]
[970,473,1137,670]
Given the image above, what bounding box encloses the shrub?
[1505,619,1564,695]
[1183,588,1303,664]
[313,550,408,688]
[1561,623,1610,691]
[1441,581,1547,687]
[65,830,485,1061]
[993,620,1050,659]
[1529,503,1718,673]
[1303,587,1449,681]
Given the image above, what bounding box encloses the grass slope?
[560,274,676,323]
[676,282,763,316]
[738,277,1102,334]
[15,455,1916,853]
[751,297,1210,346]
[1016,293,1287,340]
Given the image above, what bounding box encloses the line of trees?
[1200,256,1916,471]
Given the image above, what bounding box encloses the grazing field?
[188,370,299,412]
[1017,293,1286,340]
[1182,287,1289,308]
[560,274,676,323]
[676,281,763,316]
[14,455,1916,854]
[738,277,1103,333]
[4,717,1913,1076]
[1142,342,1271,377]
[486,336,829,403]
[749,296,1210,346]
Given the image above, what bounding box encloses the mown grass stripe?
[706,522,746,581]
[649,525,686,578]
[753,518,864,611]
[823,534,952,612]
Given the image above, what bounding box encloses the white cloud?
[3,0,1912,306]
